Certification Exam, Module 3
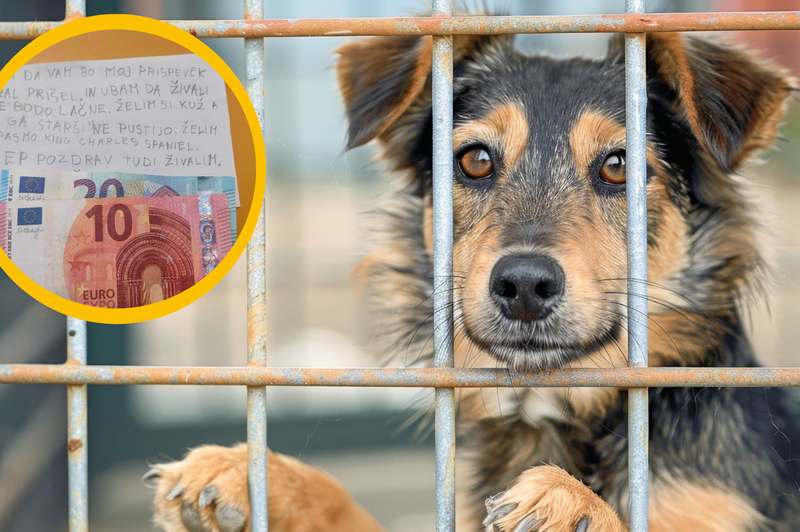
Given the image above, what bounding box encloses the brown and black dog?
[147,28,800,532]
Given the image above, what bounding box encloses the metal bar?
[432,1,455,530]
[64,0,85,20]
[66,318,88,532]
[63,5,88,532]
[244,0,268,530]
[3,12,800,40]
[0,6,795,532]
[5,364,795,388]
[625,0,649,530]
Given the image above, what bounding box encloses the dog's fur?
[149,29,800,532]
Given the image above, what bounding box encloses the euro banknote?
[0,194,232,308]
[0,170,238,241]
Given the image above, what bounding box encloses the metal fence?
[1,2,799,532]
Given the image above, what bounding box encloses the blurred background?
[2,1,800,530]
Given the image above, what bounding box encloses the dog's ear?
[336,36,433,151]
[607,33,793,173]
[336,34,507,155]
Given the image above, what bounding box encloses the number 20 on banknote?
[0,15,265,323]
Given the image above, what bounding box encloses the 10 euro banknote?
[0,194,232,308]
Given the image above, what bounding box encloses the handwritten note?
[0,54,236,177]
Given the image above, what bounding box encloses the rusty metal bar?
[431,2,456,531]
[244,0,269,530]
[64,0,85,20]
[625,1,649,529]
[66,317,87,532]
[63,5,88,532]
[4,365,800,388]
[2,12,800,41]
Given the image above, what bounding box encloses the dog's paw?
[482,465,625,532]
[147,443,250,532]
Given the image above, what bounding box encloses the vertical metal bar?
[432,1,455,531]
[64,0,85,19]
[65,0,88,528]
[625,0,649,531]
[66,317,88,532]
[62,0,90,528]
[245,0,268,531]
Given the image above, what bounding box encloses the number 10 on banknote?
[1,194,233,308]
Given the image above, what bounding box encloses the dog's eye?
[599,152,626,184]
[458,147,494,180]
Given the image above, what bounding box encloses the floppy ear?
[608,33,793,173]
[336,34,507,159]
[336,35,433,151]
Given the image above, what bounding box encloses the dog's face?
[338,33,791,372]
[444,55,643,371]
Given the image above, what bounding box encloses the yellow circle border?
[0,14,266,324]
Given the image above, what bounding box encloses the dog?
[146,27,800,532]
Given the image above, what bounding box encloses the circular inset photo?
[0,15,265,324]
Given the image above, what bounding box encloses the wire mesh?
[1,3,799,532]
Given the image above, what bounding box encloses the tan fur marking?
[153,444,386,532]
[556,195,627,418]
[646,185,689,285]
[455,217,505,345]
[423,193,434,254]
[453,102,528,171]
[650,480,767,532]
[650,34,704,148]
[736,78,793,167]
[569,110,664,178]
[335,36,433,143]
[351,251,385,297]
[490,465,626,532]
[569,111,627,174]
[490,470,766,532]
[375,36,433,142]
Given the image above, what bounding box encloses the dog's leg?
[483,465,626,532]
[147,444,386,532]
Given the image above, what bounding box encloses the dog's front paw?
[483,465,625,532]
[147,443,250,532]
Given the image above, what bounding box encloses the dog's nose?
[490,255,565,322]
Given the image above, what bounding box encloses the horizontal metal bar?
[2,12,800,40]
[3,365,800,388]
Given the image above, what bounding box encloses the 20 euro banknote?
[0,194,232,308]
[0,170,238,241]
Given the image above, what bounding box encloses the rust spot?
[68,438,83,453]
[189,28,197,36]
